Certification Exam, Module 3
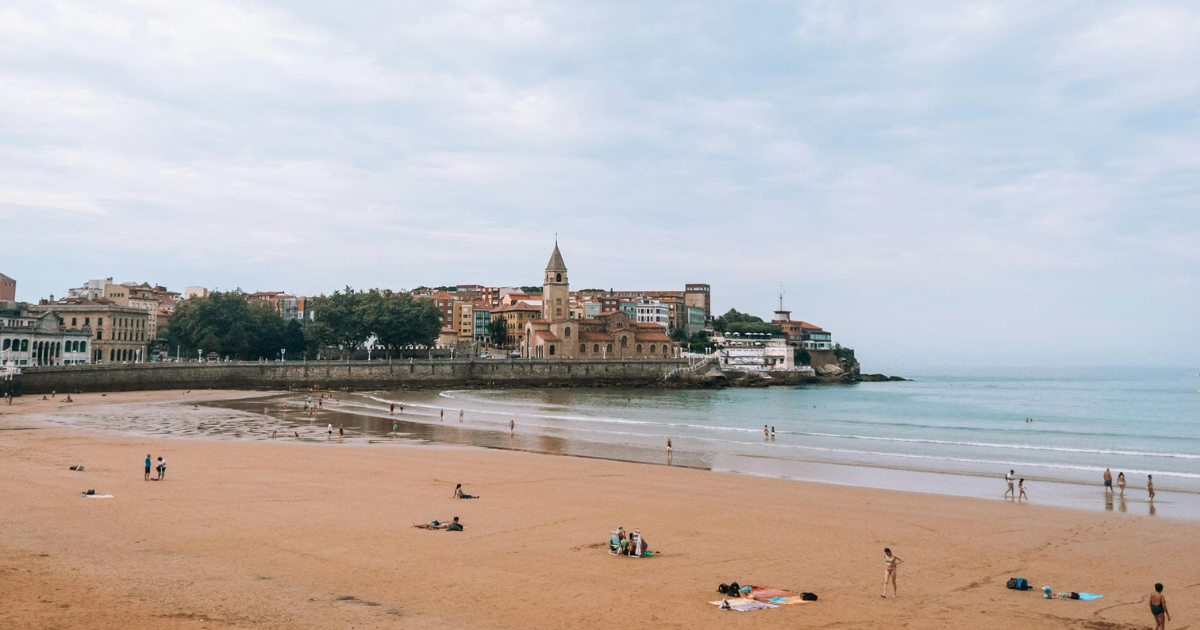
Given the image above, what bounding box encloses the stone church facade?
[524,244,678,360]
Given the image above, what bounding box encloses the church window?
[556,273,562,282]
[556,308,562,316]
[650,345,656,354]
[637,344,643,353]
[556,298,562,305]
[606,343,613,353]
[564,327,571,337]
[594,344,600,353]
[580,344,586,353]
[548,345,555,356]
[620,337,627,348]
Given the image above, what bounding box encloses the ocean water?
[353,367,1200,516]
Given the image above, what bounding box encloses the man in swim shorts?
[1103,469,1113,494]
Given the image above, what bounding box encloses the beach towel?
[710,599,777,612]
[1076,593,1103,601]
[82,493,113,498]
[749,589,791,599]
[768,597,812,605]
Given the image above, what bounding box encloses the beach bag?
[801,592,818,601]
[728,582,740,596]
[1007,578,1029,591]
[718,584,730,595]
[85,489,95,495]
[1069,592,1080,600]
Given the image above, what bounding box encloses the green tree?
[283,319,306,358]
[223,321,251,359]
[670,328,690,343]
[833,344,856,364]
[310,287,369,358]
[487,317,507,347]
[712,308,765,332]
[725,321,782,336]
[364,290,441,356]
[794,348,811,366]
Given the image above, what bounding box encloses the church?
[524,243,678,360]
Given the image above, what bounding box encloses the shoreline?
[2,389,1196,629]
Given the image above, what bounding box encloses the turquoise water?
[359,367,1200,515]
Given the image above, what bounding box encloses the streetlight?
[280,348,286,362]
[198,348,203,363]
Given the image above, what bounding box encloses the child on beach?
[1148,475,1155,501]
[1150,583,1169,629]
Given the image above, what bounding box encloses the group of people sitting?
[610,526,650,556]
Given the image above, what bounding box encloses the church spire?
[546,242,567,272]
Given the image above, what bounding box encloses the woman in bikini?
[1117,472,1126,496]
[1018,478,1028,502]
[882,548,904,598]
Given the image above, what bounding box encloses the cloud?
[1,0,1198,367]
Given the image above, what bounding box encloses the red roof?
[579,331,613,342]
[493,303,540,313]
[634,331,672,342]
[798,321,823,331]
[535,330,559,341]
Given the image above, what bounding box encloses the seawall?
[6,359,688,395]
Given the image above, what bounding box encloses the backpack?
[1007,578,1029,591]
[728,582,740,596]
[801,592,818,601]
[717,583,730,595]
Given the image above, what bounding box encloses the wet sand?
[2,390,1196,629]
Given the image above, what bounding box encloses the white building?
[712,333,795,371]
[635,298,670,329]
[0,302,92,366]
[183,286,209,299]
[67,278,113,300]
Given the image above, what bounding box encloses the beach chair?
[609,530,621,555]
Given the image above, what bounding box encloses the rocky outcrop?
[859,374,909,382]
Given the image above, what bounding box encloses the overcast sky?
[2,1,1198,369]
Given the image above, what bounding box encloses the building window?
[564,327,571,338]
[620,336,627,348]
[555,273,562,282]
[579,344,586,353]
[72,317,77,326]
[593,344,600,353]
[98,318,103,326]
[548,345,555,356]
[606,343,613,353]
[97,331,103,340]
[650,345,656,354]
[85,317,90,325]
[556,308,562,316]
[637,344,643,353]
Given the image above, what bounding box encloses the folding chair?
[609,530,621,555]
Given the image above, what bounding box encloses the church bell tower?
[543,242,569,322]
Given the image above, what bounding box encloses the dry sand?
[1,390,1195,629]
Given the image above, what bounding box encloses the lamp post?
[198,348,203,363]
[280,348,286,362]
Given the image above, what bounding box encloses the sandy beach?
[1,390,1195,629]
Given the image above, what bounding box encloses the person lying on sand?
[453,484,479,499]
[414,517,464,531]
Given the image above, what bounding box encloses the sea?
[33,367,1200,518]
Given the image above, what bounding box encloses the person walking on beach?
[1117,472,1126,496]
[1018,478,1028,502]
[440,409,444,421]
[667,438,673,465]
[1005,470,1015,499]
[459,409,463,423]
[1150,583,1169,629]
[881,548,904,598]
[509,419,514,434]
[1148,475,1155,501]
[392,420,398,437]
[327,423,333,440]
[338,425,344,439]
[390,403,395,415]
[1103,468,1113,494]
[144,454,152,481]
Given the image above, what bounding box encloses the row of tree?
[168,291,306,360]
[167,288,443,360]
[303,287,442,358]
[711,308,783,335]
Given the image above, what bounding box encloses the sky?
[2,1,1198,369]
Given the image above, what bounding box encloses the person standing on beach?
[392,420,398,437]
[770,426,775,439]
[327,423,333,440]
[881,548,903,598]
[156,457,166,480]
[1005,470,1015,499]
[459,409,463,423]
[1018,478,1028,502]
[1148,475,1155,501]
[509,419,514,434]
[1104,469,1113,494]
[764,425,769,438]
[440,409,444,421]
[390,403,395,415]
[338,425,344,439]
[1150,583,1169,629]
[144,454,152,481]
[667,438,673,465]
[1117,472,1126,496]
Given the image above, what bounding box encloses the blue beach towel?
[1076,593,1102,601]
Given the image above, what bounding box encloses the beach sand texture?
[1,391,1194,629]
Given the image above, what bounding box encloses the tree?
[223,322,251,360]
[309,287,369,358]
[833,344,856,364]
[712,308,765,332]
[725,321,782,336]
[794,348,811,366]
[365,290,441,356]
[487,318,507,347]
[670,328,689,343]
[283,320,306,358]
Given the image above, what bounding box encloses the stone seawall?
[6,359,687,395]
